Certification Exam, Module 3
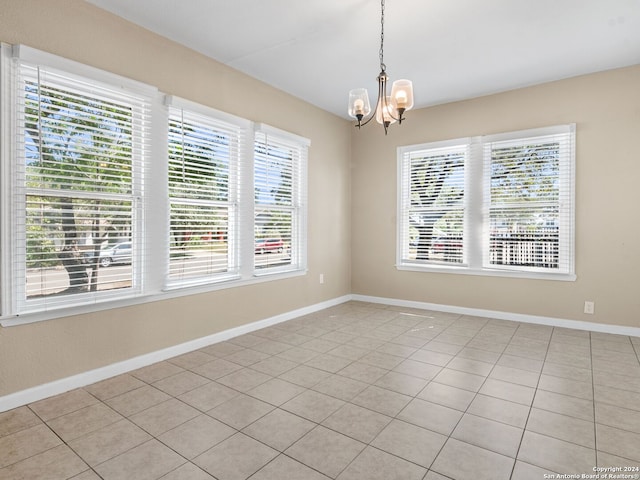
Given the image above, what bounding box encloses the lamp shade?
[391,79,414,112]
[348,88,371,119]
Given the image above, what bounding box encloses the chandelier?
[348,0,414,134]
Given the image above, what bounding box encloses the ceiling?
[87,0,640,119]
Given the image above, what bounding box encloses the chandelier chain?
[379,0,386,71]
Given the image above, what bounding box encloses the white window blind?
[484,126,575,274]
[11,52,152,314]
[398,125,575,279]
[399,143,466,265]
[166,99,246,287]
[254,126,308,275]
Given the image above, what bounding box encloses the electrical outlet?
[319,273,324,284]
[584,301,595,314]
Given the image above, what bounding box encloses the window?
[3,45,153,315]
[398,125,575,280]
[0,45,309,324]
[254,126,308,275]
[166,97,248,288]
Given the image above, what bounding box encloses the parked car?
[255,238,284,254]
[99,242,132,267]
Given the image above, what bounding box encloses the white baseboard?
[0,295,351,413]
[3,293,638,413]
[352,294,640,337]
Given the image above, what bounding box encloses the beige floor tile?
[71,469,103,479]
[410,349,454,367]
[374,371,429,396]
[166,350,215,370]
[47,402,123,442]
[351,385,411,417]
[158,414,235,459]
[249,356,298,376]
[29,389,99,421]
[0,406,41,438]
[326,344,370,361]
[243,408,315,451]
[250,454,331,480]
[526,408,595,448]
[216,368,272,392]
[359,351,404,370]
[336,361,387,384]
[191,358,243,380]
[0,426,58,470]
[375,342,417,358]
[131,361,184,384]
[285,426,365,478]
[393,359,442,380]
[431,438,514,480]
[542,361,592,383]
[545,351,591,370]
[452,413,523,458]
[594,371,640,394]
[281,390,345,423]
[433,367,486,392]
[489,365,540,388]
[276,346,320,363]
[479,378,536,406]
[517,431,595,473]
[371,419,447,468]
[597,451,640,469]
[312,374,368,401]
[159,461,215,479]
[596,424,640,462]
[511,460,558,479]
[207,393,274,430]
[322,403,391,443]
[94,439,185,480]
[538,374,593,400]
[0,444,88,480]
[177,381,239,412]
[418,381,475,411]
[129,398,199,436]
[200,341,245,358]
[532,389,594,421]
[337,446,426,480]
[247,378,305,406]
[447,357,494,376]
[194,433,278,480]
[467,394,530,428]
[424,471,451,480]
[225,348,271,367]
[84,374,145,401]
[301,338,341,353]
[305,354,354,373]
[279,364,332,388]
[105,385,171,417]
[397,398,463,435]
[458,346,502,364]
[251,340,291,356]
[596,402,640,434]
[68,418,151,466]
[152,371,210,397]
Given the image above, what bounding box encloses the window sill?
[0,268,307,327]
[396,263,576,282]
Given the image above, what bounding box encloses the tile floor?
[1,301,640,480]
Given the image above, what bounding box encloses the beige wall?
[0,0,352,397]
[351,65,640,329]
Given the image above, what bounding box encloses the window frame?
[0,45,309,326]
[397,125,576,281]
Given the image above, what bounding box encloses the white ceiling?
[87,0,640,119]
